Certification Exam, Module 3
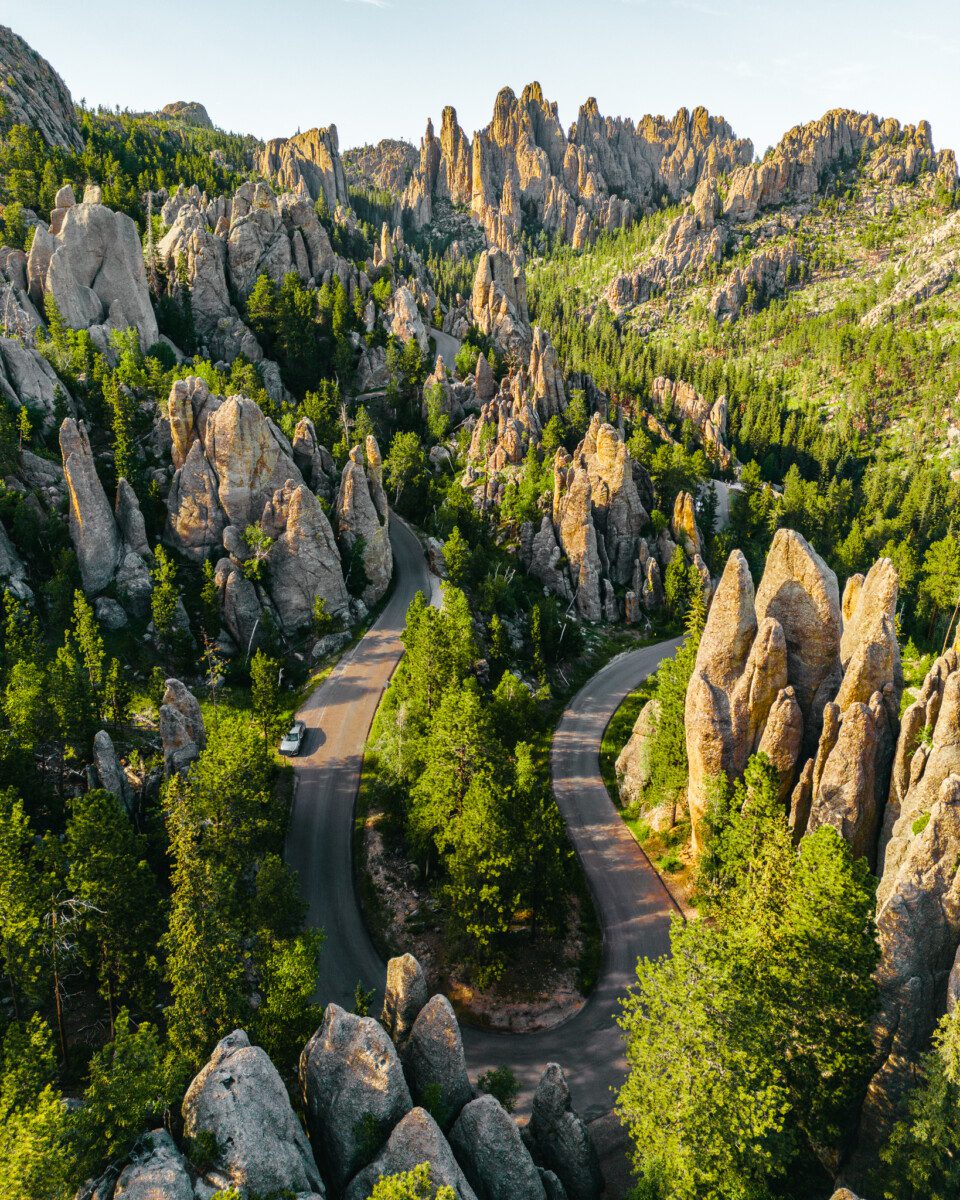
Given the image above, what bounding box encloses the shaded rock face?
[403,85,751,251]
[300,1003,412,1191]
[159,678,206,777]
[257,125,350,212]
[93,730,131,813]
[0,24,83,151]
[381,953,430,1049]
[402,994,474,1131]
[858,772,960,1150]
[164,378,350,631]
[28,194,159,350]
[616,699,662,809]
[336,438,393,606]
[183,1029,325,1198]
[59,418,122,595]
[450,1096,546,1200]
[526,1063,603,1200]
[110,1129,193,1200]
[0,521,32,603]
[344,1108,478,1200]
[0,337,69,431]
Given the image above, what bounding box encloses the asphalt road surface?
[287,523,682,1117]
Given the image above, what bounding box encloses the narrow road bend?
[287,521,682,1116]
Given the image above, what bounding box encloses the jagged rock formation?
[525,1064,603,1200]
[345,1108,478,1200]
[721,111,955,224]
[344,139,419,196]
[81,952,598,1200]
[708,242,802,322]
[451,1095,547,1200]
[403,85,752,251]
[687,532,904,856]
[678,530,960,1170]
[402,994,474,1131]
[0,24,84,151]
[257,126,350,211]
[28,188,159,351]
[159,678,206,777]
[59,418,121,594]
[160,100,213,129]
[521,415,680,624]
[164,377,351,638]
[388,283,429,352]
[183,1029,325,1198]
[649,376,731,469]
[471,248,530,358]
[157,181,345,361]
[301,1001,413,1191]
[336,436,392,606]
[851,650,960,1147]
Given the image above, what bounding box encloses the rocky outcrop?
[300,1003,412,1191]
[615,699,661,809]
[528,327,565,418]
[450,1096,546,1200]
[344,1108,478,1200]
[525,1063,603,1200]
[0,522,32,603]
[160,100,213,129]
[471,249,530,358]
[722,110,953,224]
[858,772,960,1148]
[93,730,132,813]
[754,528,842,754]
[649,376,731,468]
[183,1029,325,1198]
[708,243,801,322]
[59,418,122,595]
[110,1130,193,1200]
[164,378,350,632]
[0,337,70,431]
[403,85,752,251]
[28,191,159,351]
[536,417,657,623]
[159,678,206,777]
[0,24,83,151]
[388,284,429,353]
[257,126,350,212]
[381,952,429,1049]
[344,139,420,197]
[402,994,474,1131]
[336,438,392,606]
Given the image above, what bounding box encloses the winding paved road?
[287,523,682,1118]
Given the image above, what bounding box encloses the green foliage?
[618,759,879,1199]
[477,1064,520,1113]
[878,1005,960,1200]
[150,545,181,642]
[367,1161,456,1200]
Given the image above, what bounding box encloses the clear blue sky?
[6,1,960,159]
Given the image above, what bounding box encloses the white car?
[279,720,307,756]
